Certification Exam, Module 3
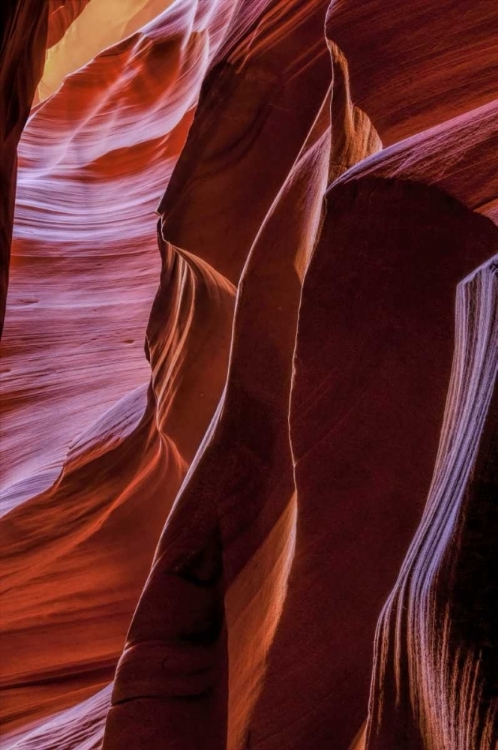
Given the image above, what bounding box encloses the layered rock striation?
[1,0,496,748]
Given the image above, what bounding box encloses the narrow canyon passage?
[0,1,496,748]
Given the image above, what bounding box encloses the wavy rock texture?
[366,256,498,749]
[0,0,497,749]
[1,0,237,741]
[37,0,176,104]
[0,1,58,333]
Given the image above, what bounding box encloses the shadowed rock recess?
[0,1,496,748]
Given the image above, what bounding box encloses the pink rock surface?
[1,0,497,748]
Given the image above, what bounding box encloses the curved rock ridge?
[38,0,177,104]
[0,0,236,509]
[338,99,498,220]
[325,0,498,144]
[1,0,238,742]
[156,0,333,283]
[242,11,497,746]
[366,255,498,749]
[0,1,94,335]
[252,179,497,749]
[103,18,382,750]
[0,234,235,735]
[7,686,112,750]
[103,87,335,750]
[45,1,93,51]
[0,0,497,748]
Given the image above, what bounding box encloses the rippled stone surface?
[1,1,496,748]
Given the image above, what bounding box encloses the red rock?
[1,1,497,748]
[326,0,498,144]
[249,179,497,749]
[0,1,48,334]
[366,256,498,749]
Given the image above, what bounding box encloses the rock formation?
[1,0,496,748]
